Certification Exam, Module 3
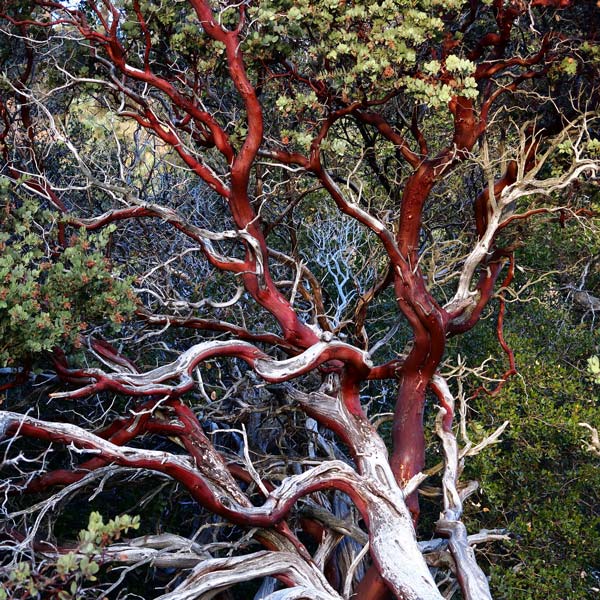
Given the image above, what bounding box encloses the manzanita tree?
[0,1,598,598]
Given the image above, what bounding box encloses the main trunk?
[390,373,429,521]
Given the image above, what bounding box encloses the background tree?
[0,1,598,599]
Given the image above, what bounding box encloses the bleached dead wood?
[432,375,492,600]
[154,551,341,600]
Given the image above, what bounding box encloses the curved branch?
[50,340,373,399]
[431,375,492,600]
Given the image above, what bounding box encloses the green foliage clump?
[246,0,477,108]
[0,185,137,367]
[0,512,140,600]
[461,303,600,599]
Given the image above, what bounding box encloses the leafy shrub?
[463,304,600,600]
[0,181,136,367]
[0,512,140,600]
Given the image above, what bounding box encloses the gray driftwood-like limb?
[49,340,372,399]
[84,545,205,569]
[92,533,212,568]
[419,528,510,554]
[154,551,342,600]
[432,375,493,600]
[288,385,444,600]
